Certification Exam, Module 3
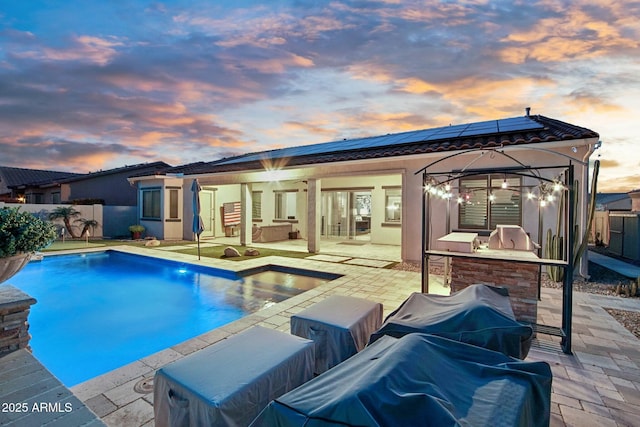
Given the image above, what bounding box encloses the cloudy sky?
[1,1,639,191]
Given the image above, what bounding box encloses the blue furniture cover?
[154,326,315,427]
[369,284,533,359]
[291,295,383,374]
[251,333,552,427]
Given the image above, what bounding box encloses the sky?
[1,1,639,192]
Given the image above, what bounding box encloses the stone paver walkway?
[533,290,640,426]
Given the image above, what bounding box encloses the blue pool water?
[11,251,329,386]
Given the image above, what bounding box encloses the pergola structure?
[416,148,581,354]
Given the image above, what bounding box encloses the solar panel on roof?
[215,115,546,166]
[497,117,543,132]
[392,130,433,143]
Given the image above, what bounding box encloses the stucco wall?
[0,202,104,238]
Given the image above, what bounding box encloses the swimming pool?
[11,251,333,386]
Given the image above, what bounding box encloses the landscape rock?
[244,248,260,256]
[224,246,241,257]
[144,239,160,247]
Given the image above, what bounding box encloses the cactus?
[544,160,600,282]
[573,160,600,270]
[545,228,564,282]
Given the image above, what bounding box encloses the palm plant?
[75,218,99,237]
[48,206,81,238]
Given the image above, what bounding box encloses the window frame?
[252,191,262,221]
[274,190,297,220]
[141,187,162,220]
[384,187,402,223]
[457,174,522,230]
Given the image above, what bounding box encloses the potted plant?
[0,207,57,284]
[129,224,145,240]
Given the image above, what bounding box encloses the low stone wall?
[0,285,37,356]
[449,258,539,324]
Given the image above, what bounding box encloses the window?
[51,192,61,204]
[458,175,521,230]
[252,191,262,220]
[142,188,161,220]
[275,191,297,220]
[385,188,402,222]
[169,189,179,219]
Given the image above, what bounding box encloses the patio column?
[307,178,321,253]
[240,183,252,246]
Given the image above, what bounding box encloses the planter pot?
[131,231,142,240]
[0,253,31,285]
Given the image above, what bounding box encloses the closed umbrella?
[191,179,205,260]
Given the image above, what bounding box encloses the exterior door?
[200,190,216,237]
[321,191,371,240]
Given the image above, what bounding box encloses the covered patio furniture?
[250,333,552,427]
[290,295,383,375]
[368,284,533,359]
[154,326,315,427]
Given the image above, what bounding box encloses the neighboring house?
[0,166,83,203]
[595,193,631,211]
[129,112,600,263]
[592,190,638,247]
[58,162,171,206]
[3,162,171,206]
[630,188,640,212]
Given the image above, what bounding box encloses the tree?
[75,218,99,237]
[48,207,81,238]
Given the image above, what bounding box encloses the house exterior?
[592,190,638,247]
[0,166,82,203]
[129,112,600,263]
[595,193,631,211]
[1,162,170,206]
[58,162,171,206]
[629,188,640,212]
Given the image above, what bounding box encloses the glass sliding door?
[321,191,371,240]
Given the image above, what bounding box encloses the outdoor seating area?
[369,284,534,359]
[290,295,382,375]
[153,326,315,427]
[152,284,550,426]
[252,333,552,427]
[252,224,293,243]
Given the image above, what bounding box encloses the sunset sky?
[1,1,638,192]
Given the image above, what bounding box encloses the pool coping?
[46,245,434,426]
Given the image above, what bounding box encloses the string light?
[553,181,564,192]
[423,174,566,205]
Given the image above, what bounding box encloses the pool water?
[11,251,330,386]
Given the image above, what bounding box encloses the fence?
[0,203,139,239]
[609,212,640,261]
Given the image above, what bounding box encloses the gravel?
[392,260,640,339]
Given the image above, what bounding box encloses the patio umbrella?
[191,179,205,260]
